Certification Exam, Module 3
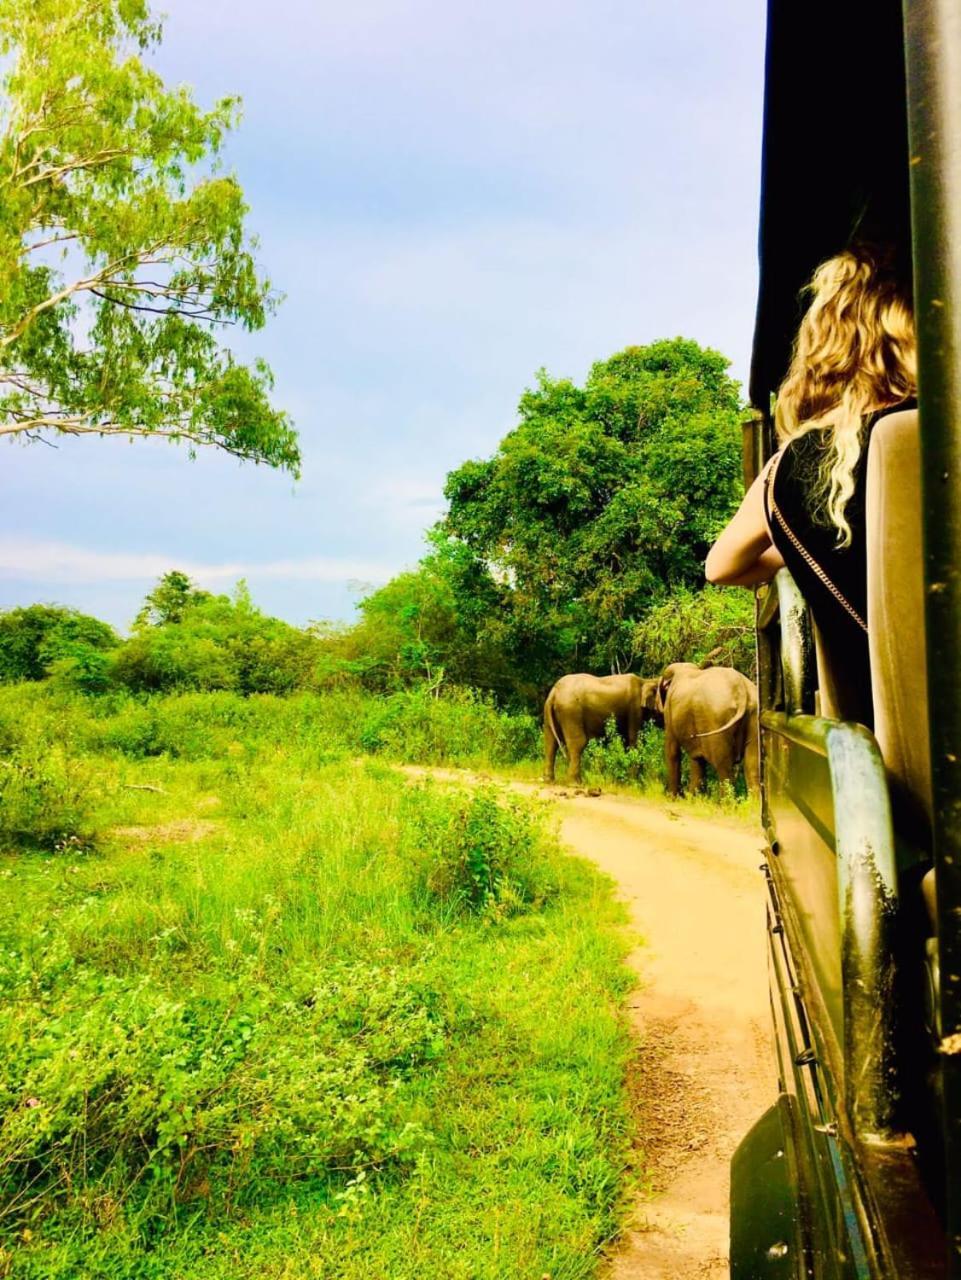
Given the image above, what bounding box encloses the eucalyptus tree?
[0,0,299,471]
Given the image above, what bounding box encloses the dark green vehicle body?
[730,1,961,1275]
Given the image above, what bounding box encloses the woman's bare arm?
[705,457,785,587]
[715,545,785,587]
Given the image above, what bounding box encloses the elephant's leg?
[543,720,559,783]
[567,731,588,785]
[665,732,682,796]
[688,755,707,794]
[626,709,640,750]
[712,746,737,790]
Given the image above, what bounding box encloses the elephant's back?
[697,667,757,702]
[550,672,638,699]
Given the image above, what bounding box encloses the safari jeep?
[729,0,961,1276]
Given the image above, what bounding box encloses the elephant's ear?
[656,675,672,714]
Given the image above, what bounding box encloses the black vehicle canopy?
[749,0,911,410]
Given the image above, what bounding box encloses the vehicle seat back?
[865,408,933,838]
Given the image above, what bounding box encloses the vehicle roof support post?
[827,725,900,1143]
[904,0,961,1269]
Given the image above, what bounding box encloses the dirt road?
[406,770,774,1279]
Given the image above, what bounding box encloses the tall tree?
[134,569,211,628]
[441,339,743,682]
[0,0,299,471]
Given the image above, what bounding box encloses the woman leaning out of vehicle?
[705,242,917,727]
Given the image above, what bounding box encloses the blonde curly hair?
[775,244,917,546]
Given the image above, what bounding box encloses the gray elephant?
[657,662,759,796]
[543,673,660,784]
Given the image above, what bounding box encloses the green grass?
[0,687,635,1278]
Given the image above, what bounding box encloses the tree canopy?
[0,0,299,471]
[134,570,212,628]
[116,578,316,694]
[0,603,118,685]
[439,339,745,684]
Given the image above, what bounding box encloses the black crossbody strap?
[765,450,868,635]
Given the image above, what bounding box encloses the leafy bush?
[582,718,664,788]
[630,585,756,678]
[113,583,319,696]
[0,742,95,851]
[47,646,115,696]
[0,605,118,685]
[0,960,438,1234]
[358,687,539,766]
[401,783,559,919]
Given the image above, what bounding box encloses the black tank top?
[762,400,917,728]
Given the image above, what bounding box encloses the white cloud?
[0,539,396,588]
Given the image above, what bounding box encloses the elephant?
[543,672,661,784]
[657,662,759,796]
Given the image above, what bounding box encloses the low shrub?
[0,959,440,1235]
[582,718,664,788]
[359,687,539,766]
[401,783,559,919]
[0,741,96,852]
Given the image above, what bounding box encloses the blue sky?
[2,0,765,631]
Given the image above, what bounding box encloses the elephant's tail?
[545,694,568,759]
[692,685,750,740]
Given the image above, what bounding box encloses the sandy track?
[402,769,774,1278]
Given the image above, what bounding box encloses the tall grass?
[0,687,634,1279]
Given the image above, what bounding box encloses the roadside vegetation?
[0,686,633,1278]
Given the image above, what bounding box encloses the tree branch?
[21,232,80,256]
[0,416,265,465]
[15,143,130,182]
[88,287,232,322]
[0,239,171,351]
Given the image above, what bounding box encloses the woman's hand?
[705,456,785,587]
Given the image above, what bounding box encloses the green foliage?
[0,738,95,851]
[440,339,744,684]
[0,0,298,471]
[0,604,118,684]
[134,570,212,627]
[581,718,664,789]
[400,785,558,918]
[0,685,632,1277]
[290,341,748,711]
[328,561,459,689]
[0,681,540,777]
[630,585,756,677]
[357,687,539,765]
[114,579,317,694]
[46,645,115,695]
[0,959,438,1231]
